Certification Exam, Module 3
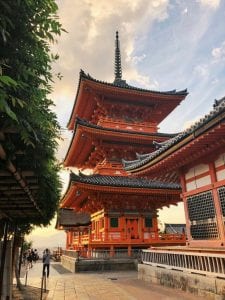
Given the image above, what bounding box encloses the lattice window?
[218,186,225,217]
[145,217,153,228]
[110,217,118,228]
[187,191,215,221]
[190,223,218,239]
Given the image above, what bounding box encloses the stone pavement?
[17,261,203,300]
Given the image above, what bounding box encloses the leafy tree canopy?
[0,0,64,229]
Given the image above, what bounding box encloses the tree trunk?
[14,246,23,290]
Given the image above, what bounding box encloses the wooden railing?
[72,232,186,245]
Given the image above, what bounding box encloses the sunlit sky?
[28,0,225,249]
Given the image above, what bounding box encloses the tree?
[0,0,64,227]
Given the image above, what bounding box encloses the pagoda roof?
[69,172,180,190]
[56,208,90,229]
[67,70,188,130]
[61,172,181,211]
[123,97,225,175]
[64,117,176,167]
[75,118,177,137]
[79,70,188,95]
[164,223,186,234]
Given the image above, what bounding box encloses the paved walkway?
[19,261,203,300]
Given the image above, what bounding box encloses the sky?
[27,0,225,248]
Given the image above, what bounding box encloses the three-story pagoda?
[59,32,188,257]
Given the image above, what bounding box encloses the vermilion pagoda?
[60,32,187,256]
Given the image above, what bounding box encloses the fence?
[142,249,225,278]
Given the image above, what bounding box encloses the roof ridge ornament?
[113,31,127,87]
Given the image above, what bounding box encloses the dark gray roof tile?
[70,172,180,190]
[80,70,188,96]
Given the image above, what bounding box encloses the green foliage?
[0,0,63,227]
[23,240,33,252]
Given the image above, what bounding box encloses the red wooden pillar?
[104,216,108,241]
[140,216,144,241]
[87,246,92,258]
[120,215,125,240]
[180,173,191,245]
[66,231,69,249]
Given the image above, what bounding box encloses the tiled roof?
[67,70,188,129]
[124,97,225,171]
[75,117,177,138]
[56,208,90,227]
[80,70,188,96]
[164,223,186,234]
[70,172,180,190]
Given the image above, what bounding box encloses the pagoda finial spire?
[113,31,127,86]
[114,31,122,81]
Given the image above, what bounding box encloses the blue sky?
[28,0,225,247]
[53,0,225,136]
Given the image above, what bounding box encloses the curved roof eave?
[124,97,225,172]
[67,70,188,130]
[69,171,181,190]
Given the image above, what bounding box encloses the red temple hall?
[59,32,187,257]
[125,97,225,249]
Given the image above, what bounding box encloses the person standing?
[42,248,51,278]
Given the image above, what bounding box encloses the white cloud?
[193,64,209,78]
[212,41,225,62]
[182,7,188,14]
[52,0,170,126]
[131,54,146,64]
[197,0,221,9]
[182,115,201,130]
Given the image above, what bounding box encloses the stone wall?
[138,264,225,300]
[61,255,137,273]
[61,255,76,272]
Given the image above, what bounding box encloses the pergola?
[0,131,43,297]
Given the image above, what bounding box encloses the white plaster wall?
[195,164,209,176]
[185,164,209,180]
[196,175,211,188]
[216,169,225,181]
[185,164,210,191]
[186,181,197,192]
[214,153,225,168]
[185,167,195,180]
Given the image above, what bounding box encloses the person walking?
[42,248,51,278]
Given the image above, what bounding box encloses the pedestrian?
[42,248,51,278]
[27,249,33,268]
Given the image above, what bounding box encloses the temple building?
[124,97,225,297]
[124,97,225,249]
[59,32,188,257]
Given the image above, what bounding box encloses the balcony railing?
[72,232,185,245]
